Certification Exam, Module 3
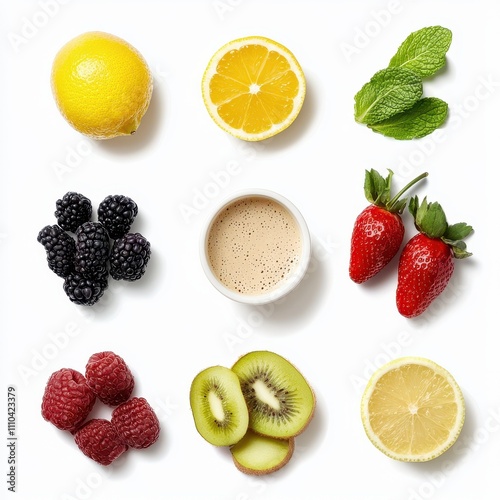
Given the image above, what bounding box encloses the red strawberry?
[396,196,473,318]
[349,169,428,283]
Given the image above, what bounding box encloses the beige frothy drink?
[207,196,302,295]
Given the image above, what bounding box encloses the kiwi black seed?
[189,365,249,446]
[231,351,315,439]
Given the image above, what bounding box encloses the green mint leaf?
[368,97,448,140]
[388,26,452,77]
[354,67,423,125]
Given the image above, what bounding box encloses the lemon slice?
[201,36,306,141]
[361,357,465,462]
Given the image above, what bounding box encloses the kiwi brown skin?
[231,350,316,439]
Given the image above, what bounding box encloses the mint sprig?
[353,26,452,140]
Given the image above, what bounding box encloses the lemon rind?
[51,31,153,140]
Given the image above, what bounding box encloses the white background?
[1,1,499,499]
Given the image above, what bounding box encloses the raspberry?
[111,397,160,449]
[109,233,151,281]
[85,351,135,406]
[41,368,96,431]
[55,192,92,232]
[74,419,128,466]
[98,195,138,239]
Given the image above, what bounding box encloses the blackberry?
[110,233,151,281]
[75,222,110,278]
[63,271,109,306]
[37,225,76,278]
[98,195,138,239]
[55,192,92,232]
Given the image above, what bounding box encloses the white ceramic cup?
[199,189,311,305]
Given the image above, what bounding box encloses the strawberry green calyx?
[409,196,447,238]
[408,196,473,258]
[364,169,428,214]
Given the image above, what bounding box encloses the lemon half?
[51,31,153,140]
[361,356,465,462]
[202,36,306,142]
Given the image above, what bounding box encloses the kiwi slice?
[231,429,294,475]
[189,365,249,446]
[231,351,315,439]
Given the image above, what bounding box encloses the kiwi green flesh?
[231,351,315,439]
[190,365,249,446]
[231,429,294,475]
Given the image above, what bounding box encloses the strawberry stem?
[386,171,428,212]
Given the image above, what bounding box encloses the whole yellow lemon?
[51,31,153,140]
